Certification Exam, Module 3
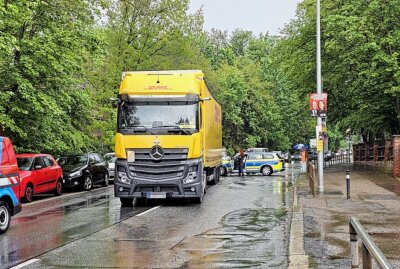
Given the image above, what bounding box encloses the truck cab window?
[118,102,199,135]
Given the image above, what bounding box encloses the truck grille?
[128,148,188,180]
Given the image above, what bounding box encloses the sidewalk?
[293,164,400,268]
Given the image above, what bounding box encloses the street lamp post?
[316,0,324,193]
[346,128,352,163]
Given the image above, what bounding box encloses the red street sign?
[310,93,328,117]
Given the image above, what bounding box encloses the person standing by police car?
[238,148,245,176]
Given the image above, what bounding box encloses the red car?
[16,154,63,202]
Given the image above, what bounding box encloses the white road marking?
[136,205,161,216]
[10,259,40,269]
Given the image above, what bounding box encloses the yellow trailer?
[114,70,222,204]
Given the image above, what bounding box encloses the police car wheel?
[261,165,273,176]
[220,167,228,176]
[0,201,11,234]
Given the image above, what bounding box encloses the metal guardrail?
[349,217,394,269]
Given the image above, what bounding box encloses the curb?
[288,174,309,269]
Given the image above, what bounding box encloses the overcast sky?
[188,0,303,36]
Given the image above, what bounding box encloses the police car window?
[263,154,274,159]
[250,153,263,159]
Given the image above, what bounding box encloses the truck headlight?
[183,172,197,184]
[70,171,82,178]
[118,171,131,184]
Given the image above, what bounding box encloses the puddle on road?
[174,208,289,268]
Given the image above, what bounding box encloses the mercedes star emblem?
[150,145,164,161]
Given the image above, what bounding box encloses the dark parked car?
[60,153,109,191]
[307,150,318,161]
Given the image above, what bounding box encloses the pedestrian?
[239,148,245,176]
[300,148,308,172]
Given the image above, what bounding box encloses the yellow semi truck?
[114,70,222,205]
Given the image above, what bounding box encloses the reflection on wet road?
[177,207,289,268]
[1,168,299,269]
[0,186,150,269]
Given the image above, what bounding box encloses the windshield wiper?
[157,125,192,135]
[123,125,154,135]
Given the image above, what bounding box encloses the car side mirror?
[34,165,43,170]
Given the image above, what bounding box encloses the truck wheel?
[210,167,221,185]
[120,197,134,207]
[261,165,273,176]
[54,179,63,196]
[0,201,11,234]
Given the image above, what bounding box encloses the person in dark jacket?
[238,148,245,176]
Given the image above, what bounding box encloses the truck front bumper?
[114,179,203,199]
[114,158,204,199]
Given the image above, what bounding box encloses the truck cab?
[0,137,22,234]
[114,70,222,205]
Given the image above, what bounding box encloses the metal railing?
[349,217,393,269]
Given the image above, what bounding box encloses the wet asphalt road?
[1,168,299,269]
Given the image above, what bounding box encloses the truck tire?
[209,167,220,185]
[0,201,11,234]
[120,197,133,207]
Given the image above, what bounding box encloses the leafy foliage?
[2,0,399,156]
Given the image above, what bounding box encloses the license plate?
[145,192,166,199]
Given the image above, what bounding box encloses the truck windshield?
[118,102,199,135]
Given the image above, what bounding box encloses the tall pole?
[316,0,324,193]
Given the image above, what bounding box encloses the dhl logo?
[147,86,171,90]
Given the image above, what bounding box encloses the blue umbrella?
[293,144,309,150]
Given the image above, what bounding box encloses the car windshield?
[17,157,34,171]
[62,155,88,166]
[109,157,117,163]
[118,102,199,135]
